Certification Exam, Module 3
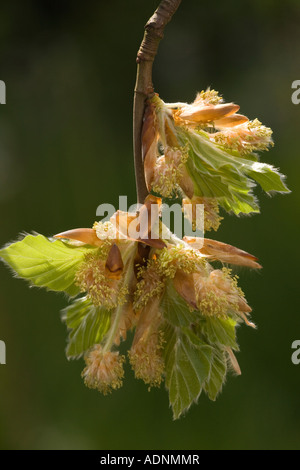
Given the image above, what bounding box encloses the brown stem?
[133,0,182,204]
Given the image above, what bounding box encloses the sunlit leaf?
[204,346,227,401]
[62,296,111,359]
[160,280,197,327]
[0,233,96,296]
[199,316,239,350]
[177,126,289,215]
[247,163,290,193]
[163,323,212,419]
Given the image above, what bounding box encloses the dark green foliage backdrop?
[0,0,299,449]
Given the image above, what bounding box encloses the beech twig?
[133,0,182,204]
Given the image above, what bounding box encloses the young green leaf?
[203,346,227,401]
[160,280,197,327]
[0,234,96,296]
[183,131,260,214]
[177,126,289,215]
[199,316,239,350]
[163,323,212,419]
[62,296,111,359]
[247,163,289,193]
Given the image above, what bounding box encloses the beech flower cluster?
[0,86,289,418]
[143,89,288,231]
[52,193,260,402]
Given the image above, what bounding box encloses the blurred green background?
[0,0,299,450]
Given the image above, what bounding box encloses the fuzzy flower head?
[75,246,129,310]
[82,345,125,395]
[134,242,207,310]
[129,299,165,389]
[183,196,223,232]
[129,329,165,389]
[151,147,189,198]
[195,268,254,324]
[210,118,274,155]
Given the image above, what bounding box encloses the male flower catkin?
[82,345,125,395]
[129,298,165,389]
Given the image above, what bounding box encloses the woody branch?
[133,0,182,204]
